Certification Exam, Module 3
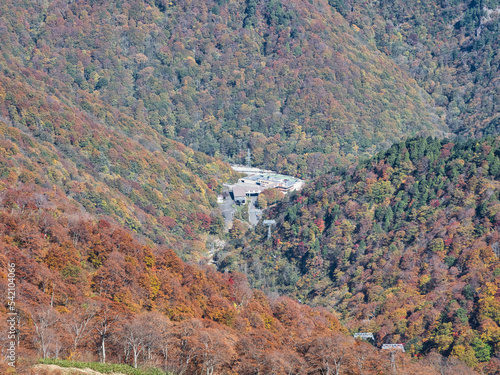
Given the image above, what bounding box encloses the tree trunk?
[133,347,138,368]
[162,345,168,367]
[101,336,106,363]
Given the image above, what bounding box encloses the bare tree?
[120,314,164,369]
[63,303,97,355]
[122,318,146,369]
[174,319,203,374]
[187,328,235,375]
[94,302,122,364]
[303,333,353,375]
[142,312,172,369]
[351,340,377,375]
[30,306,59,359]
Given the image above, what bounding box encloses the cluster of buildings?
[229,173,304,205]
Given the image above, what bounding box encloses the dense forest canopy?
[0,0,499,373]
[0,0,446,177]
[1,183,479,374]
[328,0,500,137]
[220,137,500,371]
[0,73,237,259]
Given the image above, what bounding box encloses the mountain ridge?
[0,0,446,177]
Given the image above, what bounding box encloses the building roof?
[232,184,265,198]
[240,173,302,184]
[232,173,304,198]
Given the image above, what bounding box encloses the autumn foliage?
[223,137,500,372]
[0,0,443,178]
[0,181,479,374]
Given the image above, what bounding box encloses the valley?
[220,164,304,229]
[0,0,499,373]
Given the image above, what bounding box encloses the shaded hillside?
[0,0,444,177]
[0,67,237,259]
[218,136,500,371]
[0,185,475,375]
[328,0,500,137]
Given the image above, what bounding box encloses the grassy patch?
[38,359,170,375]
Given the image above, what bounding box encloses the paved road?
[219,194,261,229]
[219,195,236,229]
[248,196,262,227]
[230,165,274,174]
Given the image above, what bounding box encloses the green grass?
[38,359,171,375]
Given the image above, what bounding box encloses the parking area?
[219,193,236,230]
[248,196,262,227]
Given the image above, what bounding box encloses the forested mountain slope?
[0,0,445,177]
[330,0,500,137]
[0,63,237,259]
[219,137,500,371]
[1,0,499,373]
[0,183,478,375]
